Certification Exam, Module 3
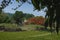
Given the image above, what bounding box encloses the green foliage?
[0,13,10,23]
[16,0,27,3]
[13,11,23,19]
[12,11,34,25]
[23,13,34,19]
[31,0,40,10]
[13,11,24,25]
[0,23,18,28]
[16,0,19,2]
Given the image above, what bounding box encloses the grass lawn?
[0,24,60,40]
[0,31,60,40]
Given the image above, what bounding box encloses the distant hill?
[5,13,13,17]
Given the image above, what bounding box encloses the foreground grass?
[0,31,60,40]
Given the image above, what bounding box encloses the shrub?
[26,16,45,25]
[0,23,22,32]
[0,25,5,30]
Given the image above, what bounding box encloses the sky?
[0,0,46,17]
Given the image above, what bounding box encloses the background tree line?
[0,11,34,25]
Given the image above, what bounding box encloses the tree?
[23,13,34,19]
[0,13,10,23]
[31,0,60,34]
[13,11,24,25]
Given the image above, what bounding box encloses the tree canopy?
[13,11,24,25]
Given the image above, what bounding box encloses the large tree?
[13,11,24,25]
[31,0,60,34]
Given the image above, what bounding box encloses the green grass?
[0,24,60,40]
[0,31,60,40]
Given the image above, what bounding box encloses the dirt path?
[29,33,51,37]
[17,33,51,38]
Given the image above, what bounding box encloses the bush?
[16,28,22,31]
[26,16,45,25]
[0,25,5,30]
[35,26,46,31]
[0,23,22,32]
[4,28,22,32]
